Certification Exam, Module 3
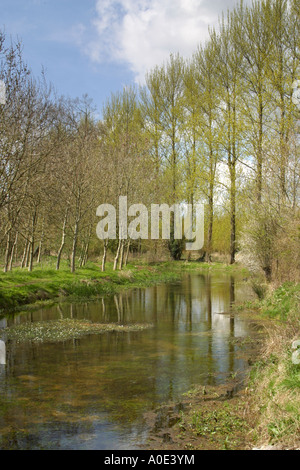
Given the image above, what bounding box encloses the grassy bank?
[0,259,183,313]
[246,283,300,449]
[0,258,249,314]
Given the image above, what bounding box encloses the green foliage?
[0,259,198,312]
[262,283,300,320]
[281,363,300,390]
[268,418,296,441]
[1,0,300,278]
[190,409,244,437]
[248,281,300,448]
[168,238,185,261]
[251,280,268,300]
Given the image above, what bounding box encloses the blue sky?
[1,0,249,113]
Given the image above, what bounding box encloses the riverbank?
[0,259,249,314]
[144,382,255,450]
[145,283,300,451]
[247,283,300,449]
[0,260,178,313]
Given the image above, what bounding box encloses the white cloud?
[84,0,246,83]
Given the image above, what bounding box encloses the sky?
[1,0,250,113]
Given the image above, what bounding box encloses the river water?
[0,271,259,450]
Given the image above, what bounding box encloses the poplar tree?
[191,42,221,261]
[210,16,244,264]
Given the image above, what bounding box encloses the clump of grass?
[5,319,153,344]
[175,398,248,450]
[251,280,268,300]
[190,409,244,437]
[261,283,300,321]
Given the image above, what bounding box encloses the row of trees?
[140,0,299,275]
[0,0,299,281]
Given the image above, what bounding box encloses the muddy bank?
[142,381,254,451]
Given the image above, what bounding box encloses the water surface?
[0,272,259,450]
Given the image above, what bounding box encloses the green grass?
[247,282,300,448]
[174,388,249,450]
[0,258,249,313]
[190,408,244,438]
[281,363,300,390]
[0,258,191,312]
[261,283,300,321]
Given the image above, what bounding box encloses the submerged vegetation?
[4,319,153,344]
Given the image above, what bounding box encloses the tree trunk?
[25,241,30,268]
[125,241,131,267]
[9,232,18,271]
[118,241,125,271]
[56,209,68,271]
[37,218,45,264]
[78,243,85,268]
[205,185,214,263]
[28,241,34,272]
[82,225,92,267]
[71,219,79,274]
[229,162,236,265]
[82,243,89,266]
[28,210,38,272]
[113,240,122,271]
[21,240,28,268]
[257,92,263,202]
[3,231,11,273]
[102,240,108,272]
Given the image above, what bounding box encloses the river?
[0,271,259,450]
